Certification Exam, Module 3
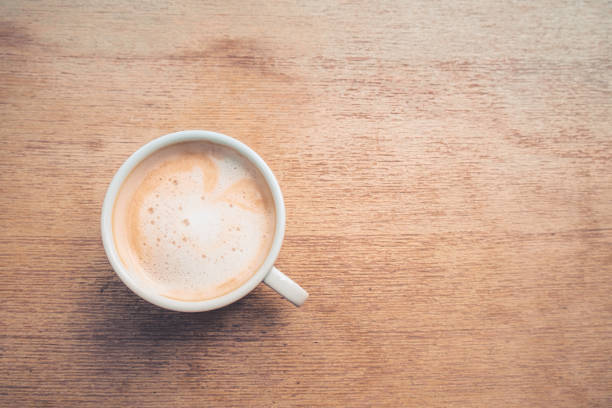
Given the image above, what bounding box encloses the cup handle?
[263,267,308,307]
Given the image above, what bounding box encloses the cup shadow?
[130,286,284,342]
[80,269,287,378]
[100,274,284,337]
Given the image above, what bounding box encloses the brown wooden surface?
[1,1,611,407]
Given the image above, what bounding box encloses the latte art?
[112,142,275,301]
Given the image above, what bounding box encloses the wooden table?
[1,1,611,406]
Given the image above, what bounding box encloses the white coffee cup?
[101,130,308,312]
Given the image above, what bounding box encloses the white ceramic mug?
[101,130,308,312]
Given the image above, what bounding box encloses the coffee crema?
[112,141,275,301]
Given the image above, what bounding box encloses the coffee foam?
[112,142,275,301]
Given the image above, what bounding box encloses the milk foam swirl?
[112,142,275,301]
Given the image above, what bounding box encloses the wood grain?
[1,1,611,406]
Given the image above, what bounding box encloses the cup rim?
[100,130,285,312]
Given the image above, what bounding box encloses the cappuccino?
[112,141,275,301]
